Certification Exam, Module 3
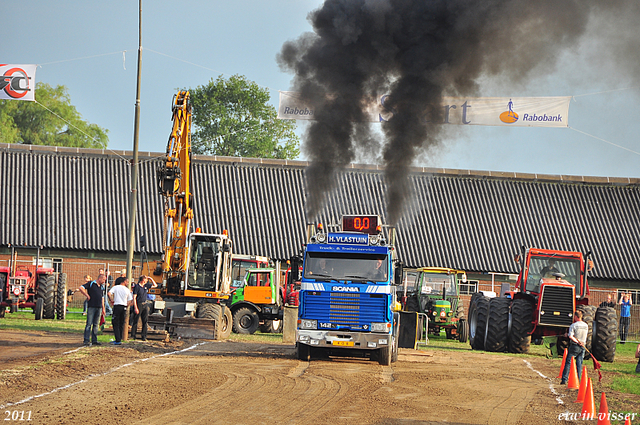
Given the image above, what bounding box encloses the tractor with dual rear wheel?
[469,247,616,362]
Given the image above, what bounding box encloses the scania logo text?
[332,286,359,292]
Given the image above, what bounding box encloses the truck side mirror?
[394,262,403,285]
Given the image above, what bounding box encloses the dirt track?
[0,330,599,424]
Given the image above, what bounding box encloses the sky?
[3,0,639,178]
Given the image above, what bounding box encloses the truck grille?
[302,291,387,329]
[538,285,574,327]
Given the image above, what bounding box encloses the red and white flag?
[0,64,37,101]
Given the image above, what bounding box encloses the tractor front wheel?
[457,319,469,343]
[56,273,68,320]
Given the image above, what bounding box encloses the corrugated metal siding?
[1,147,639,282]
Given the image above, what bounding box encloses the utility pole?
[124,0,143,341]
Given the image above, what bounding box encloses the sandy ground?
[0,330,633,425]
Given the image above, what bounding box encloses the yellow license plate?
[332,340,354,347]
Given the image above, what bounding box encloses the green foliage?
[0,82,108,148]
[190,75,300,159]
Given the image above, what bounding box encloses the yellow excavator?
[149,91,233,339]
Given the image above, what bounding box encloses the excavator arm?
[157,91,193,290]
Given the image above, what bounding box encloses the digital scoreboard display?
[342,215,380,235]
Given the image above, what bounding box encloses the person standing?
[560,310,589,385]
[619,292,633,344]
[77,274,106,346]
[99,268,113,316]
[131,276,150,341]
[600,294,616,308]
[108,276,133,345]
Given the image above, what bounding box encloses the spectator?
[77,274,106,346]
[108,276,133,345]
[560,310,588,385]
[635,344,640,373]
[131,276,151,341]
[619,292,633,344]
[599,294,616,308]
[99,268,113,316]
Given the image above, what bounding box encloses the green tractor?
[404,267,469,342]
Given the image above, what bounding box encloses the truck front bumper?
[297,329,389,350]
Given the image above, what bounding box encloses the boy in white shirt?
[108,277,133,345]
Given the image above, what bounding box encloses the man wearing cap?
[560,310,588,385]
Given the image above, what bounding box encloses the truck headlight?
[371,322,389,333]
[299,319,317,330]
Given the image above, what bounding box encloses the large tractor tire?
[232,307,260,334]
[56,273,68,320]
[485,297,510,352]
[457,318,469,343]
[405,296,419,312]
[469,293,489,350]
[576,304,596,354]
[34,297,44,321]
[196,303,224,340]
[508,299,534,354]
[260,319,283,334]
[592,306,617,362]
[37,274,56,320]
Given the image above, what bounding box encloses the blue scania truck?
[296,215,401,365]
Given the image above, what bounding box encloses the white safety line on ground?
[523,359,564,405]
[0,342,209,409]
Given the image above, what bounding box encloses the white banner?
[0,64,37,101]
[278,91,571,128]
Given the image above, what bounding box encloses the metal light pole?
[124,0,143,341]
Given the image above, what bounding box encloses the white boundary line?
[523,359,565,405]
[0,342,208,409]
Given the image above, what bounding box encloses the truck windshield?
[525,256,581,293]
[304,252,388,283]
[420,272,455,296]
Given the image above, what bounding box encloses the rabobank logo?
[499,99,518,124]
[332,286,359,292]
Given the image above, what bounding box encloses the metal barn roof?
[1,143,639,281]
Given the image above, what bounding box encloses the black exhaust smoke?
[278,0,638,223]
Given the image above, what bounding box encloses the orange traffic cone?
[567,357,580,389]
[581,378,596,419]
[575,366,589,403]
[557,349,568,378]
[596,392,611,425]
[624,417,631,425]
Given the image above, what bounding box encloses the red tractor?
[0,246,67,320]
[468,247,617,362]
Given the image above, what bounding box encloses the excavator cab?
[188,236,222,291]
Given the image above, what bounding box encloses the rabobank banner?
[0,64,37,101]
[277,91,571,128]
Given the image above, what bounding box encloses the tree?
[0,82,108,148]
[190,75,300,159]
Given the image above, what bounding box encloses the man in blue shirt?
[78,274,106,346]
[619,292,633,344]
